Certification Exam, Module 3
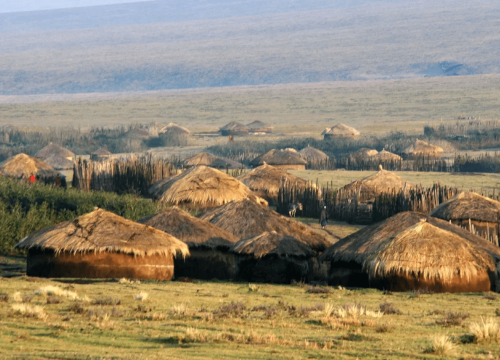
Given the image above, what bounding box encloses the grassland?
[290,170,500,194]
[1,274,500,359]
[1,75,500,139]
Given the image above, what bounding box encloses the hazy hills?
[0,0,499,95]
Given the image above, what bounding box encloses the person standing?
[320,206,328,229]
[29,173,36,184]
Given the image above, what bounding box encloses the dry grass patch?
[424,335,455,355]
[469,317,500,343]
[34,285,79,300]
[134,292,149,301]
[11,303,48,320]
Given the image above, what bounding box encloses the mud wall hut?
[15,209,189,280]
[139,207,238,280]
[319,212,500,292]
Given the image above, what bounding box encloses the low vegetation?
[1,277,499,358]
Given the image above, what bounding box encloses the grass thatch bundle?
[15,209,189,258]
[404,139,444,158]
[159,123,191,135]
[149,166,267,207]
[430,191,500,223]
[250,149,308,168]
[322,123,360,139]
[231,231,315,259]
[341,166,414,201]
[0,153,60,180]
[238,163,309,196]
[138,206,237,250]
[371,150,402,162]
[199,199,334,252]
[320,212,500,284]
[299,145,329,163]
[35,143,75,161]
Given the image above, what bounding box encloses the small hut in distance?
[139,207,238,280]
[247,121,272,134]
[91,148,112,162]
[371,150,402,162]
[0,153,61,185]
[299,145,329,164]
[323,123,360,140]
[15,209,189,280]
[219,122,249,136]
[430,191,500,246]
[250,149,308,170]
[404,139,444,159]
[35,143,75,170]
[184,152,244,170]
[231,231,315,283]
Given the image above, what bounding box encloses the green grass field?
[1,274,500,359]
[290,170,500,194]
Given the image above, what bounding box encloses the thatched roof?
[122,127,151,139]
[404,139,444,157]
[219,122,249,132]
[184,152,244,170]
[371,150,402,162]
[250,149,308,167]
[231,231,315,259]
[0,153,59,179]
[351,148,378,158]
[42,154,74,170]
[430,192,500,223]
[15,209,189,258]
[35,143,74,160]
[299,145,329,163]
[138,206,237,250]
[160,123,191,135]
[199,199,334,252]
[92,147,111,156]
[149,166,267,207]
[247,121,272,131]
[341,166,414,200]
[322,123,360,137]
[320,212,500,282]
[238,163,309,196]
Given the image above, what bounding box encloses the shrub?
[424,335,455,355]
[91,297,121,306]
[47,296,63,305]
[306,286,330,294]
[214,302,246,318]
[379,302,402,315]
[435,312,469,327]
[11,303,47,320]
[0,292,9,302]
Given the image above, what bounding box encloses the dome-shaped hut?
[0,153,61,185]
[319,212,500,292]
[322,123,360,140]
[91,148,112,162]
[184,152,244,170]
[149,166,267,209]
[219,122,249,136]
[250,149,308,170]
[430,192,500,246]
[15,209,189,280]
[35,143,75,170]
[159,123,191,136]
[231,231,315,283]
[404,139,444,159]
[138,207,238,280]
[299,145,330,164]
[371,150,402,163]
[350,148,378,160]
[238,163,310,202]
[247,121,272,134]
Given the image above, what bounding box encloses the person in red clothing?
[29,173,36,184]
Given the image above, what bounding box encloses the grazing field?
[1,75,500,138]
[290,170,500,194]
[1,273,500,359]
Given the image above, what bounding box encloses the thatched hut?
[231,231,315,283]
[199,199,334,251]
[341,166,414,203]
[0,153,60,184]
[350,148,378,160]
[219,122,249,136]
[15,209,189,280]
[250,149,308,170]
[138,207,238,280]
[299,145,329,164]
[36,143,74,163]
[371,150,402,163]
[184,152,244,170]
[159,123,191,136]
[237,163,310,202]
[430,192,500,246]
[247,121,272,134]
[91,148,111,161]
[404,139,444,159]
[323,123,360,140]
[319,212,500,292]
[149,166,267,208]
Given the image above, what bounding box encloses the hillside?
[0,0,499,95]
